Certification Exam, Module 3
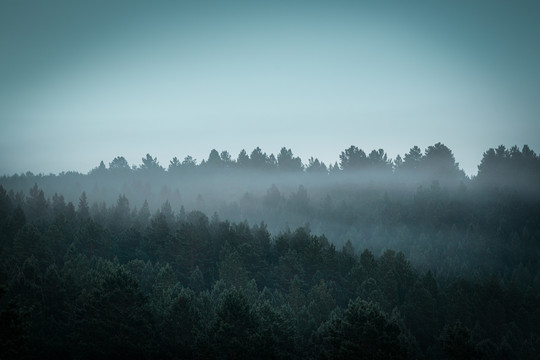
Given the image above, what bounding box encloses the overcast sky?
[1,0,539,176]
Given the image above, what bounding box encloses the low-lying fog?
[2,144,538,276]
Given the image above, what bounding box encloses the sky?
[1,0,539,176]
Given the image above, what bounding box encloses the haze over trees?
[0,143,539,359]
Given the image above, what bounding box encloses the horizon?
[1,0,539,177]
[1,143,536,178]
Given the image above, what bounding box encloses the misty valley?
[1,143,539,359]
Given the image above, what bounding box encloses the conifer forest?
[1,143,539,359]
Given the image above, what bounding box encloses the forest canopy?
[0,143,539,359]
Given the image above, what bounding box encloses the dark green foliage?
[200,287,262,359]
[320,299,409,359]
[0,144,538,359]
[25,183,49,228]
[440,322,480,360]
[72,265,155,359]
[0,192,537,358]
[0,285,29,360]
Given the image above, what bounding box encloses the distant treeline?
[1,142,538,213]
[97,143,539,181]
[3,143,539,181]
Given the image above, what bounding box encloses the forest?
[1,143,539,359]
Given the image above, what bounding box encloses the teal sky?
[1,0,539,176]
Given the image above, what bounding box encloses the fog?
[2,0,539,356]
[1,143,539,358]
[2,143,538,275]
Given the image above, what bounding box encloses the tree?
[220,151,234,167]
[268,154,278,169]
[0,185,13,224]
[51,193,66,218]
[89,161,107,175]
[320,299,409,359]
[206,149,222,168]
[147,211,171,257]
[182,155,197,169]
[340,146,367,171]
[137,200,151,228]
[306,157,328,173]
[160,200,175,229]
[25,184,48,226]
[368,149,392,172]
[423,143,465,181]
[218,246,249,289]
[328,162,341,174]
[477,144,539,187]
[254,300,296,359]
[250,147,272,170]
[288,185,309,213]
[168,157,181,172]
[73,265,155,359]
[77,192,89,219]
[402,146,423,172]
[393,154,403,172]
[12,223,51,268]
[156,286,200,358]
[75,219,111,258]
[109,156,130,173]
[237,149,250,168]
[0,285,29,360]
[263,184,283,209]
[360,249,377,276]
[402,282,438,350]
[307,280,336,325]
[139,154,163,172]
[277,147,303,172]
[203,287,262,359]
[440,321,480,360]
[110,195,131,233]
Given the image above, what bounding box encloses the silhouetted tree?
[306,157,328,173]
[402,146,423,172]
[250,147,272,170]
[206,149,222,168]
[89,160,107,175]
[277,147,303,172]
[182,155,197,169]
[25,184,48,226]
[140,154,164,172]
[237,149,250,168]
[109,156,130,173]
[368,148,392,172]
[168,157,181,172]
[422,142,465,181]
[340,146,367,171]
[220,151,234,167]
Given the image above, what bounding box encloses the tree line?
[0,143,539,358]
[7,143,534,181]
